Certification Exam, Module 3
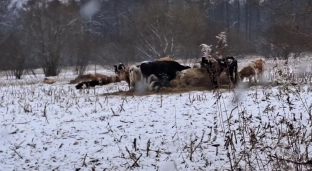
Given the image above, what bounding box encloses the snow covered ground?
[1,62,312,171]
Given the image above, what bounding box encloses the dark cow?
[140,61,190,82]
[201,56,238,88]
[158,73,170,87]
[118,63,126,70]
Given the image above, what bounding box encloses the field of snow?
[1,57,312,171]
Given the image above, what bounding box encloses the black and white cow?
[75,80,101,89]
[200,56,238,88]
[114,63,126,73]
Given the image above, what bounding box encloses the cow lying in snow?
[75,80,102,89]
[200,56,238,88]
[75,75,120,89]
[140,61,191,82]
[70,73,111,84]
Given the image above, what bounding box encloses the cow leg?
[211,75,218,88]
[226,74,234,89]
[227,67,235,86]
[254,73,258,85]
[248,77,252,86]
[234,65,238,84]
[208,75,214,87]
[207,69,218,88]
[257,72,262,82]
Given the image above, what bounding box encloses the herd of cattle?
[66,44,265,92]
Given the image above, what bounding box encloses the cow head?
[200,57,209,68]
[118,63,126,70]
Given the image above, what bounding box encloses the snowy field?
[1,57,312,171]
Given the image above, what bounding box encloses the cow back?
[140,61,189,81]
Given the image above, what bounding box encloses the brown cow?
[70,73,110,84]
[250,58,265,81]
[75,74,121,89]
[238,65,257,84]
[238,58,265,84]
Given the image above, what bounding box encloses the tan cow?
[250,58,265,81]
[238,58,265,84]
[116,66,131,90]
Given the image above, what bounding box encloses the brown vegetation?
[170,68,230,89]
[155,57,174,61]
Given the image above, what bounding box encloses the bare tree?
[0,0,31,79]
[74,31,95,75]
[3,33,26,79]
[23,0,77,76]
[259,0,312,59]
[136,24,180,59]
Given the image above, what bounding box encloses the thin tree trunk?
[248,0,252,40]
[226,0,230,31]
[256,0,260,39]
[245,0,248,38]
[236,0,240,32]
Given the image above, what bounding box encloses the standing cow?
[140,61,191,82]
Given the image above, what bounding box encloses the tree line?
[0,0,311,78]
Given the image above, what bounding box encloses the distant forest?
[0,0,311,77]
